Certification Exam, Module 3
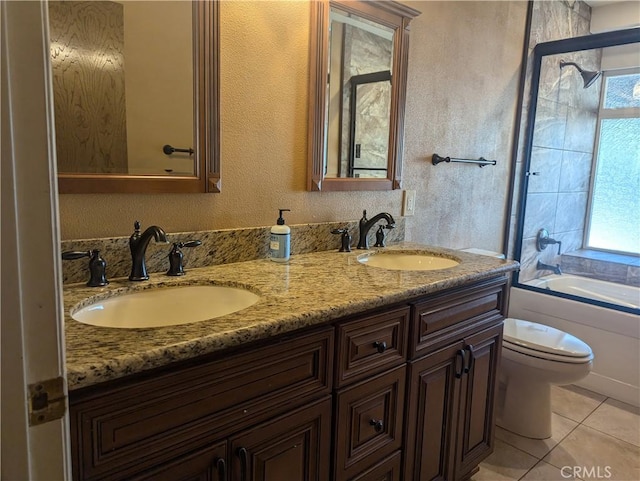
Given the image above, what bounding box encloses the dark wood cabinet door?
[454,323,503,480]
[131,441,227,481]
[229,396,331,481]
[404,341,464,481]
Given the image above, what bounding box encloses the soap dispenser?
[270,209,291,262]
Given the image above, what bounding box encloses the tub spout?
[537,260,562,275]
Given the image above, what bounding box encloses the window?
[586,69,640,255]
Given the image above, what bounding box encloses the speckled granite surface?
[61,219,406,284]
[63,243,518,391]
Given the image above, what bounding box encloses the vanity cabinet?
[404,277,506,481]
[69,328,334,481]
[69,276,507,481]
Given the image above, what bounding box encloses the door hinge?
[28,377,66,426]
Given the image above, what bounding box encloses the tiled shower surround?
[60,218,405,285]
[517,0,604,283]
[520,47,602,283]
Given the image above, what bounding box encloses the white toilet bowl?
[497,318,593,439]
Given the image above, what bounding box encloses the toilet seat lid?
[504,318,592,358]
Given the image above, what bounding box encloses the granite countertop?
[63,243,518,391]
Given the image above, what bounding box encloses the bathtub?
[509,275,640,407]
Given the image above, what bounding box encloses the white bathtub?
[509,275,640,407]
[526,274,640,310]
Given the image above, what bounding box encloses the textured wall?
[58,1,528,245]
[401,1,526,252]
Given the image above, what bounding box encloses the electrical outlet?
[402,190,416,216]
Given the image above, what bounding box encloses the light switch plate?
[402,190,416,216]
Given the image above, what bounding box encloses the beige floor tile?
[550,385,606,423]
[521,460,583,481]
[473,439,538,481]
[543,425,640,481]
[496,413,578,459]
[583,398,640,447]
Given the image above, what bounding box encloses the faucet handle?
[331,228,352,252]
[374,225,386,247]
[167,240,202,276]
[62,250,109,287]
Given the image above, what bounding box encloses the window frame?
[584,67,640,257]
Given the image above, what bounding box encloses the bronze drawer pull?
[455,349,466,379]
[238,447,248,481]
[216,458,227,481]
[369,419,384,432]
[373,341,387,353]
[465,345,475,374]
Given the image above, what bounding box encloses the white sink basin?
[358,252,459,271]
[72,285,260,329]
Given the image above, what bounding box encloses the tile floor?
[472,385,640,481]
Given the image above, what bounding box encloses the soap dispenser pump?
[270,209,291,262]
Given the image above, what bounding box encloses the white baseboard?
[576,371,640,407]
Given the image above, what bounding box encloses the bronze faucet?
[129,221,168,281]
[357,210,395,249]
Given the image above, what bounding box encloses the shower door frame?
[511,27,640,316]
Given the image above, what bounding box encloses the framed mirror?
[307,0,419,191]
[49,0,220,194]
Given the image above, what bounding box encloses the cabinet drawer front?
[334,365,406,481]
[131,441,226,481]
[70,327,333,481]
[411,277,506,358]
[350,451,402,481]
[336,306,409,388]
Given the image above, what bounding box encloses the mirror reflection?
[325,7,394,179]
[49,1,195,176]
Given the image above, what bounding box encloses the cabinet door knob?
[373,341,387,353]
[216,458,227,481]
[237,447,248,481]
[369,419,384,432]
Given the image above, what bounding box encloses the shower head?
[559,60,602,89]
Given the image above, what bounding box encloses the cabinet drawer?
[334,365,406,481]
[70,327,333,481]
[335,305,409,388]
[131,441,226,481]
[350,451,402,481]
[410,277,507,359]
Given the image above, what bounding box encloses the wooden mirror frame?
[307,0,419,192]
[57,1,220,194]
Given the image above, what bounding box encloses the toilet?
[460,248,594,439]
[498,318,593,439]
